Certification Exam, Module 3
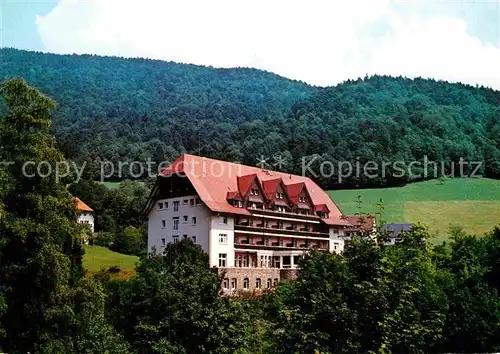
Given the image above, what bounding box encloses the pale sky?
[3,0,500,88]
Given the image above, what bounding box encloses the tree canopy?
[0,78,129,353]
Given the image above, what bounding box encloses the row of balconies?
[234,235,329,250]
[247,205,322,219]
[235,222,329,237]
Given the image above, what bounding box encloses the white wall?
[148,195,212,255]
[209,215,235,267]
[329,226,345,254]
[77,212,94,233]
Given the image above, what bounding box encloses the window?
[266,278,272,288]
[276,192,280,199]
[231,278,237,290]
[273,256,281,269]
[219,233,227,244]
[158,202,164,210]
[173,235,179,244]
[333,228,339,235]
[219,253,227,267]
[334,242,339,251]
[173,217,179,230]
[192,217,197,225]
[250,203,256,209]
[190,199,194,206]
[173,201,179,212]
[165,202,168,209]
[183,215,188,223]
[282,256,291,268]
[195,198,201,205]
[183,234,188,239]
[223,278,229,289]
[255,278,261,289]
[273,278,278,287]
[293,255,300,266]
[243,278,249,290]
[192,236,197,243]
[219,216,228,224]
[161,220,166,228]
[161,238,166,246]
[183,199,189,205]
[250,188,259,196]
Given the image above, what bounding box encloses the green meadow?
[83,245,139,277]
[329,178,500,243]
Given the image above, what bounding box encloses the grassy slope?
[100,181,146,189]
[83,245,139,274]
[329,178,500,242]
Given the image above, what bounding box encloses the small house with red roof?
[75,196,94,234]
[144,154,352,294]
[342,215,377,239]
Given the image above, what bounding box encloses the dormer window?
[298,196,306,203]
[323,212,328,218]
[276,192,280,199]
[250,189,259,196]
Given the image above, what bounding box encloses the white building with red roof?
[144,154,351,293]
[75,196,95,234]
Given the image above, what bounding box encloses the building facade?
[75,197,95,244]
[343,215,377,238]
[145,154,351,294]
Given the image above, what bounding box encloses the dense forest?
[2,78,500,353]
[0,48,499,188]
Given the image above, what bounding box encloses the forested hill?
[286,76,500,187]
[0,48,314,170]
[0,48,498,187]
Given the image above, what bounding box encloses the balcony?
[234,223,329,238]
[234,239,328,251]
[249,208,321,221]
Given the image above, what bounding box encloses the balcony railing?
[248,208,322,221]
[234,224,329,237]
[234,240,329,251]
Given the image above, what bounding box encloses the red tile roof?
[261,178,282,199]
[343,215,376,232]
[237,174,258,196]
[315,204,330,213]
[160,154,349,226]
[284,182,303,201]
[226,191,243,201]
[74,197,93,212]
